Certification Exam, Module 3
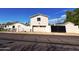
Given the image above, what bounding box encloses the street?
[0,33,79,51]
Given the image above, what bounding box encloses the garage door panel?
[33,27,45,32]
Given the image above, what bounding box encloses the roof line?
[30,13,48,18]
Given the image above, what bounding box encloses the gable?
[30,14,48,18]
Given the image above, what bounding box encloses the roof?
[5,22,19,25]
[50,24,65,26]
[54,24,65,26]
[5,22,27,26]
[65,22,74,25]
[30,13,48,18]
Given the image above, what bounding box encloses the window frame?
[37,18,41,21]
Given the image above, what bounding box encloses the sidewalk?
[0,31,79,36]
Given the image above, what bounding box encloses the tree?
[65,8,79,25]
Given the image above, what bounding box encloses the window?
[5,25,6,27]
[37,18,41,21]
[12,26,15,28]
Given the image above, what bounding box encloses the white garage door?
[33,27,46,32]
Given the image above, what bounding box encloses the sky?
[0,8,75,24]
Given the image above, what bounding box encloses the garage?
[33,26,46,32]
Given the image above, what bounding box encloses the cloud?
[49,15,66,24]
[55,10,67,15]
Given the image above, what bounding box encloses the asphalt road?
[0,33,79,51]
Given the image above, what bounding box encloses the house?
[0,24,6,30]
[30,14,51,32]
[4,14,51,32]
[65,22,79,33]
[4,22,31,32]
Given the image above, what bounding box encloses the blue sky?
[0,8,74,24]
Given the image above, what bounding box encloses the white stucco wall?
[65,22,79,33]
[45,25,51,32]
[30,15,48,26]
[4,25,13,31]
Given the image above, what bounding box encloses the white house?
[4,22,31,32]
[30,14,51,32]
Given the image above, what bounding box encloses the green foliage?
[0,28,7,31]
[65,8,79,25]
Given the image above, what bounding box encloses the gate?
[51,26,66,32]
